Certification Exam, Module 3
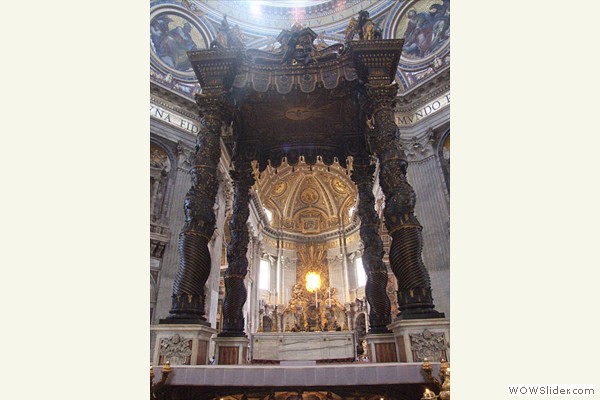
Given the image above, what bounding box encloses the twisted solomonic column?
[350,157,392,333]
[163,91,232,324]
[364,83,444,320]
[220,161,255,336]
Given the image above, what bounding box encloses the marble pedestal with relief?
[251,332,356,363]
[151,324,217,366]
[388,318,450,363]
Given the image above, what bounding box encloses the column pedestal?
[365,333,397,363]
[388,318,450,363]
[151,324,217,366]
[214,336,250,365]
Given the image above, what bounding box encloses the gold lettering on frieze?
[395,92,450,126]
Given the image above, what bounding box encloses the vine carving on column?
[362,82,443,319]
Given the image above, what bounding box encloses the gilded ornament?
[331,178,348,194]
[271,181,287,196]
[300,187,319,204]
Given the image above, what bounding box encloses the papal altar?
[251,331,356,362]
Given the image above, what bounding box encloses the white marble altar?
[251,331,356,362]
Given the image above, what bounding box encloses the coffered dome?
[255,157,357,236]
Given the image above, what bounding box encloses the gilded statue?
[357,11,382,41]
[210,15,245,49]
[344,17,358,43]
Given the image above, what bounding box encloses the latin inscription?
[395,93,450,126]
[150,104,200,135]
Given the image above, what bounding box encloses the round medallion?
[331,178,348,194]
[300,187,319,205]
[271,181,287,196]
[395,0,450,64]
[150,5,209,81]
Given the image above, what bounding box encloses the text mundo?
[395,93,450,126]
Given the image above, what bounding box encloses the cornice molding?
[150,82,199,118]
[396,69,450,111]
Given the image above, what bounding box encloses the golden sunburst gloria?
[305,272,321,292]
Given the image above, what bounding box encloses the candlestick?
[421,388,438,399]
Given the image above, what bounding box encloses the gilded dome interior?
[255,158,357,236]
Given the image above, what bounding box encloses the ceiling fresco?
[149,0,450,98]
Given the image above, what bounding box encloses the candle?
[421,388,437,400]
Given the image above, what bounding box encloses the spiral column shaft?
[364,83,444,320]
[220,163,255,336]
[351,158,391,333]
[164,92,231,323]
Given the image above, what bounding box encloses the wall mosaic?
[385,0,450,92]
[395,0,450,62]
[150,2,211,97]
